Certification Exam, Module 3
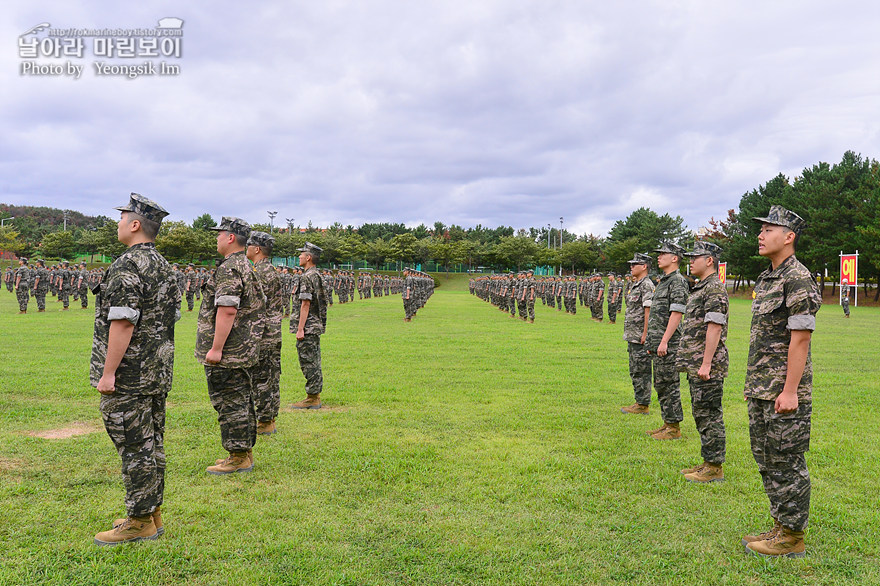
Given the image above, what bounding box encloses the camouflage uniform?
[646,246,689,424]
[185,266,197,311]
[77,264,90,308]
[291,257,328,396]
[4,266,12,292]
[746,252,820,532]
[249,236,283,424]
[91,195,179,519]
[623,256,655,407]
[677,257,729,464]
[196,220,263,454]
[14,260,32,312]
[58,262,73,308]
[32,261,49,310]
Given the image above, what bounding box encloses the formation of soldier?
[402,268,435,321]
[469,271,625,324]
[5,257,105,313]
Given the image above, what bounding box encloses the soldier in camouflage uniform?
[197,217,264,475]
[75,262,90,309]
[247,232,283,435]
[742,206,820,558]
[14,257,32,313]
[607,273,622,324]
[184,264,197,311]
[523,270,536,322]
[290,242,328,409]
[644,241,689,440]
[841,280,850,317]
[32,259,49,311]
[591,274,605,321]
[677,242,728,483]
[403,268,416,321]
[91,193,179,546]
[621,254,655,415]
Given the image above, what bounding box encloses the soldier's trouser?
[652,350,683,423]
[527,300,535,320]
[35,290,47,310]
[747,398,811,531]
[556,295,562,310]
[186,291,195,311]
[404,299,414,319]
[627,342,652,405]
[60,286,71,307]
[687,375,726,463]
[205,366,256,453]
[5,282,11,292]
[517,299,527,317]
[509,297,516,315]
[546,294,554,308]
[592,302,603,320]
[100,392,166,517]
[252,342,282,422]
[16,288,29,311]
[79,286,88,308]
[195,287,200,300]
[297,334,323,396]
[608,302,618,322]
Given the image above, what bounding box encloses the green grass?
[0,278,878,585]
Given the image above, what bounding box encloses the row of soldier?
[469,272,627,323]
[5,258,102,312]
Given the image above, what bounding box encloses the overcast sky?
[3,1,879,236]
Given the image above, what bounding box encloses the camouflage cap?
[654,241,686,257]
[247,231,275,249]
[296,241,323,256]
[685,241,723,258]
[61,260,69,266]
[627,253,652,264]
[752,204,806,234]
[114,192,169,223]
[209,216,252,239]
[20,257,28,264]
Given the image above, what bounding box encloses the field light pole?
[559,217,563,275]
[547,223,551,249]
[286,217,295,233]
[267,211,277,233]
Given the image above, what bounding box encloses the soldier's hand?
[205,348,223,364]
[697,364,711,381]
[657,340,668,357]
[296,328,305,341]
[775,392,798,414]
[640,332,647,345]
[97,374,116,394]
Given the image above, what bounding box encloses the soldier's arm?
[296,299,310,339]
[640,306,650,344]
[97,320,135,393]
[207,306,237,363]
[657,311,683,356]
[15,275,20,288]
[698,323,722,380]
[777,330,810,413]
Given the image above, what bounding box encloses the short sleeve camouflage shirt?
[195,250,264,368]
[645,270,690,352]
[676,272,729,378]
[253,258,283,346]
[745,255,821,402]
[624,276,655,343]
[90,243,180,395]
[291,266,327,335]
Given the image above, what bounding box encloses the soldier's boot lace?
[746,526,806,558]
[94,515,158,546]
[206,452,253,475]
[114,506,163,536]
[651,422,681,440]
[741,519,781,548]
[645,423,667,436]
[684,462,723,483]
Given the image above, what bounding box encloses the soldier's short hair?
[127,212,160,239]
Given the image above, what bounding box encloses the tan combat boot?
[94,515,158,546]
[746,526,806,558]
[741,518,781,547]
[621,404,649,415]
[115,506,163,536]
[290,395,322,409]
[257,420,277,435]
[651,422,681,440]
[645,423,667,436]
[206,452,253,475]
[684,462,723,483]
[680,462,705,475]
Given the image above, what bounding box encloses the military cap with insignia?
[627,253,652,264]
[752,204,806,234]
[247,231,275,249]
[114,192,170,223]
[684,241,723,258]
[296,242,323,257]
[653,240,686,256]
[209,216,252,239]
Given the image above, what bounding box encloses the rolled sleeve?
[298,292,313,301]
[215,295,241,308]
[670,303,687,314]
[108,306,140,324]
[704,312,727,325]
[787,315,816,331]
[643,300,652,308]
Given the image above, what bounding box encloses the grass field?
[1,274,878,585]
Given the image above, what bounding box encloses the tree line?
[2,151,878,296]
